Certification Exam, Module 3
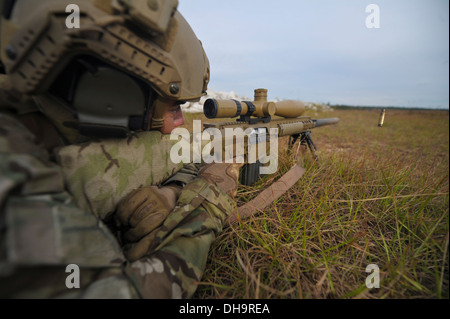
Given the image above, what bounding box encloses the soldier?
[0,0,241,298]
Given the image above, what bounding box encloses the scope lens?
[203,99,218,119]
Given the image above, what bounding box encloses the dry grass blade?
[192,109,449,299]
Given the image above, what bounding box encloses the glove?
[198,161,243,197]
[115,185,180,260]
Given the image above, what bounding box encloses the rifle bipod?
[289,131,319,162]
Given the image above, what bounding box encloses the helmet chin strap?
[150,97,166,130]
[142,89,153,131]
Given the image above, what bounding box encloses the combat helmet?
[0,0,210,138]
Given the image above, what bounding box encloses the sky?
[178,0,449,109]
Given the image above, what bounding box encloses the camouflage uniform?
[0,88,235,298]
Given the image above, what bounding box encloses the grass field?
[184,108,449,299]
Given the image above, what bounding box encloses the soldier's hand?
[115,185,180,260]
[198,160,244,197]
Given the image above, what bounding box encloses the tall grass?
[189,109,449,299]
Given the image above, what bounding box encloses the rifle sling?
[226,163,306,225]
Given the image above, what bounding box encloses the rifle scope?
[204,88,306,119]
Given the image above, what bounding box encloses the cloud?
[179,0,449,108]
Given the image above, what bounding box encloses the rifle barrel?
[313,118,339,127]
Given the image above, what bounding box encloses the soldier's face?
[159,101,185,134]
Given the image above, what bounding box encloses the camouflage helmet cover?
[0,0,210,102]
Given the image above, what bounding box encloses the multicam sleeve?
[53,126,238,298]
[124,177,236,298]
[0,113,135,298]
[55,130,186,220]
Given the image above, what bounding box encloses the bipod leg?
[301,131,319,163]
[288,133,300,152]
